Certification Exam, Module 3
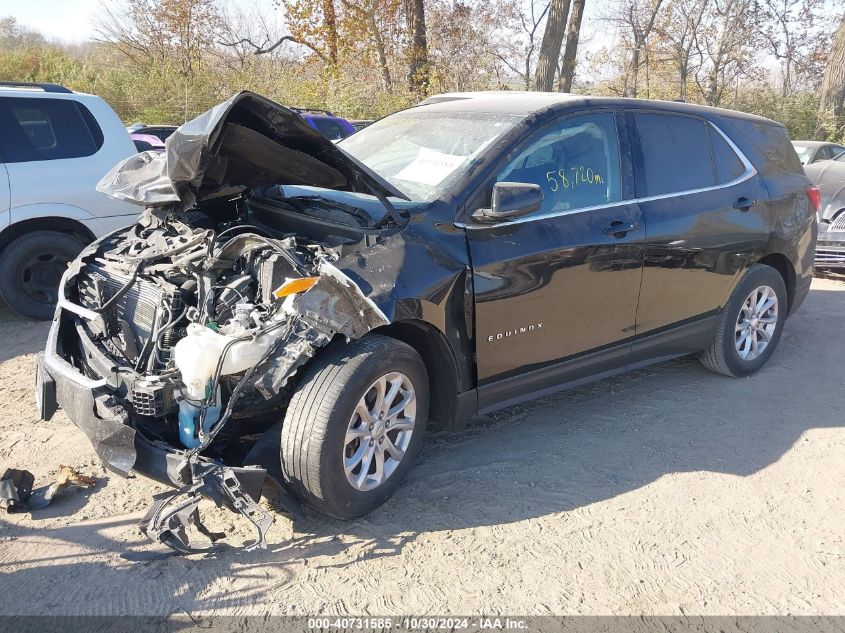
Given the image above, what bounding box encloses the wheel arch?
[0,216,96,255]
[756,252,796,313]
[370,319,463,427]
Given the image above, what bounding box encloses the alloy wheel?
[343,372,417,492]
[734,285,779,361]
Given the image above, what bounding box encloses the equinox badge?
[488,323,543,342]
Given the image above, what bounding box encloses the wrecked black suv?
[36,91,817,553]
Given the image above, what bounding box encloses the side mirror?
[471,182,543,224]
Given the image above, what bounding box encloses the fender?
[334,204,475,394]
[8,202,138,240]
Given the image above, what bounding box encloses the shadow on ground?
[0,301,51,364]
[1,283,843,616]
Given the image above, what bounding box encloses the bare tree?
[535,0,571,91]
[558,0,586,92]
[95,0,221,76]
[323,0,339,65]
[693,0,758,106]
[654,0,708,100]
[426,0,507,92]
[405,0,429,94]
[820,14,845,118]
[0,16,45,50]
[495,0,551,90]
[218,0,339,64]
[340,0,394,90]
[607,0,666,97]
[758,0,824,97]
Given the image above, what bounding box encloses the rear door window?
[0,97,103,163]
[497,112,622,216]
[634,112,714,196]
[709,127,746,183]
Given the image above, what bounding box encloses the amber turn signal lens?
[273,276,319,298]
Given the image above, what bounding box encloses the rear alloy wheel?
[700,263,787,377]
[281,335,429,519]
[0,231,86,320]
[734,285,779,361]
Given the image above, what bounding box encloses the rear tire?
[280,334,429,519]
[699,264,787,377]
[0,231,86,320]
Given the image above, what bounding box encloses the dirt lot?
[0,277,843,617]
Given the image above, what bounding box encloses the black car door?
[629,110,771,355]
[464,111,644,409]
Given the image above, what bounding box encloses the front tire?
[0,231,86,320]
[699,264,787,377]
[280,334,429,519]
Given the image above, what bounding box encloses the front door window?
[497,113,622,216]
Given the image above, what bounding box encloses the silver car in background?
[805,153,845,268]
[793,140,845,166]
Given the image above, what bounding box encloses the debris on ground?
[0,468,35,513]
[26,465,97,512]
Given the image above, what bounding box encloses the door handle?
[733,197,756,211]
[603,220,640,237]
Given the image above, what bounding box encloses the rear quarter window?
[709,127,746,183]
[727,119,803,177]
[0,97,104,163]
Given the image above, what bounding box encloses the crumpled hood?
[805,159,845,221]
[97,91,405,211]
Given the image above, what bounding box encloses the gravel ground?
[0,276,843,617]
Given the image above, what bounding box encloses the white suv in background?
[0,82,138,319]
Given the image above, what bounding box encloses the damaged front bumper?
[36,313,274,554]
[36,243,389,554]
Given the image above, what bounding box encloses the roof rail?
[0,81,72,93]
[291,106,336,117]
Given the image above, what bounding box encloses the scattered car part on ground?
[792,140,845,165]
[26,464,97,511]
[37,90,815,555]
[0,468,34,513]
[0,81,138,320]
[0,465,95,513]
[805,153,845,268]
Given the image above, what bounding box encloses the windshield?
[793,145,813,164]
[339,110,524,202]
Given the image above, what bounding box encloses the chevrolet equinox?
[36,91,817,553]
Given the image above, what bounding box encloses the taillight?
[806,185,821,213]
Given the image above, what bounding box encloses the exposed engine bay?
[60,195,391,553]
[39,91,407,554]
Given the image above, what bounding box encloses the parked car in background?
[37,91,816,554]
[130,132,166,152]
[0,81,138,319]
[126,124,177,144]
[349,119,374,132]
[792,140,845,165]
[292,107,355,141]
[805,152,845,268]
